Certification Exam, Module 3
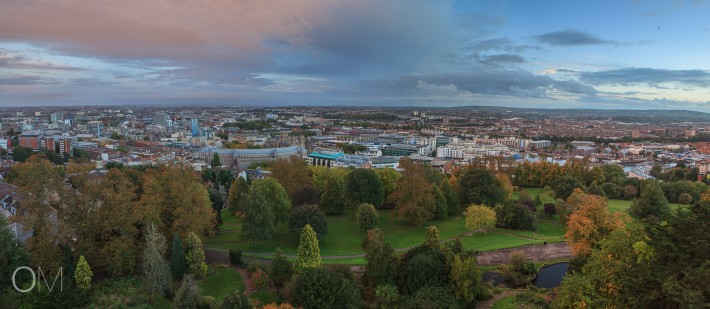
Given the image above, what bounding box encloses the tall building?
[155,112,171,127]
[191,118,199,137]
[631,129,640,138]
[442,116,450,127]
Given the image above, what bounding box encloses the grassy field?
[200,265,246,302]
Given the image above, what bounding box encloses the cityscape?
[1,1,709,309]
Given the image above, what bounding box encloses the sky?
[2,0,710,110]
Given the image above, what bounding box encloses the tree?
[364,229,398,286]
[552,176,585,200]
[288,205,328,239]
[270,248,293,297]
[623,184,638,199]
[211,152,221,168]
[345,168,385,208]
[543,203,557,218]
[289,184,320,208]
[433,185,448,219]
[425,226,440,249]
[294,224,321,272]
[587,181,606,198]
[456,166,506,207]
[565,195,625,257]
[174,275,200,309]
[170,235,187,281]
[185,232,208,279]
[391,159,436,226]
[220,289,253,309]
[629,182,670,222]
[208,188,224,226]
[143,225,171,301]
[397,245,450,295]
[74,255,93,291]
[374,284,400,309]
[356,203,378,232]
[495,200,538,231]
[294,267,361,309]
[319,171,347,214]
[374,168,402,205]
[270,157,316,206]
[11,146,34,162]
[496,173,514,199]
[464,204,496,234]
[449,254,483,305]
[403,286,462,309]
[227,176,249,213]
[140,165,216,240]
[0,216,29,293]
[241,178,291,245]
[441,180,461,215]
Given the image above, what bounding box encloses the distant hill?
[449,106,710,123]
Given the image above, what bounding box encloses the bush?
[495,200,538,231]
[356,203,378,232]
[229,249,242,266]
[677,192,693,204]
[543,203,557,218]
[251,268,271,291]
[500,252,536,288]
[288,204,328,239]
[515,291,550,308]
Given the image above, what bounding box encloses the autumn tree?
[449,254,483,305]
[496,173,514,199]
[457,166,507,207]
[565,195,625,257]
[294,224,321,272]
[345,168,385,209]
[425,226,440,249]
[464,204,497,234]
[185,231,208,279]
[140,165,216,240]
[374,168,402,208]
[390,158,436,226]
[270,157,317,207]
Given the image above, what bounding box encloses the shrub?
[356,203,378,232]
[251,268,271,291]
[229,249,242,266]
[543,203,557,217]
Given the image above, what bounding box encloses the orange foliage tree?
[564,194,625,257]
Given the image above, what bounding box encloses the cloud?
[0,75,47,85]
[579,67,710,86]
[533,30,615,46]
[479,54,527,65]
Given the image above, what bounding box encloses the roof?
[198,145,305,156]
[308,151,345,160]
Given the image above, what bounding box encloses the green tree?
[494,200,538,231]
[211,152,221,168]
[74,255,93,290]
[403,286,462,309]
[456,166,506,207]
[356,203,378,232]
[12,146,34,162]
[0,216,29,292]
[552,175,585,200]
[374,168,402,206]
[433,185,448,219]
[448,255,482,305]
[464,204,497,234]
[227,176,249,212]
[587,181,606,198]
[345,168,385,208]
[630,182,670,222]
[170,235,187,281]
[185,232,207,279]
[294,224,321,272]
[208,188,223,227]
[294,267,361,309]
[251,178,291,226]
[374,284,400,309]
[270,248,293,297]
[288,205,328,239]
[397,245,450,295]
[319,172,347,214]
[364,228,398,286]
[441,180,461,215]
[241,186,275,247]
[143,225,171,301]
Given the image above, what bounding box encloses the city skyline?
[2,0,710,110]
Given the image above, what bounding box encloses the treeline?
[0,156,219,308]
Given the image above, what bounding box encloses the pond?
[533,262,568,288]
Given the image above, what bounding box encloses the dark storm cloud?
[580,67,710,86]
[479,54,527,65]
[534,30,615,46]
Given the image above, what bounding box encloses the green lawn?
[200,265,246,302]
[491,296,517,309]
[209,209,467,256]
